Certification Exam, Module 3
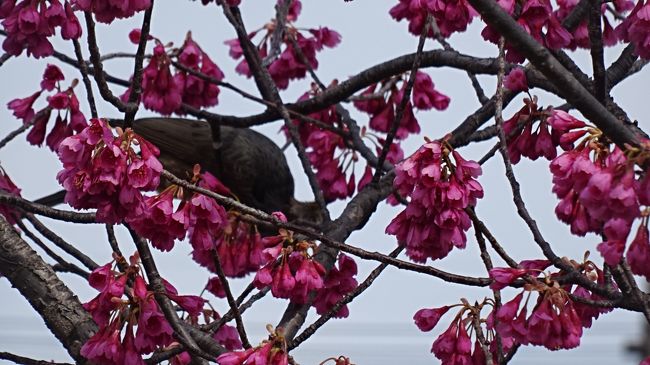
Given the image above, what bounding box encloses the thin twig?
[0,192,97,223]
[429,17,489,104]
[471,310,495,365]
[0,108,52,150]
[15,219,89,279]
[212,254,251,348]
[466,208,518,268]
[204,287,270,334]
[588,0,607,103]
[129,227,214,361]
[105,224,128,272]
[262,0,291,67]
[123,2,155,128]
[373,14,430,183]
[24,213,99,270]
[83,12,136,113]
[0,53,12,67]
[71,39,98,118]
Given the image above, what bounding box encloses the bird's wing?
[129,118,217,170]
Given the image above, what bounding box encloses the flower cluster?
[290,83,351,202]
[1,0,81,58]
[224,0,341,89]
[549,121,650,267]
[9,64,87,151]
[386,140,484,262]
[389,0,638,57]
[494,288,583,351]
[480,0,632,63]
[289,83,385,202]
[122,32,224,115]
[0,168,22,225]
[253,228,326,304]
[414,303,495,364]
[354,72,450,141]
[216,325,289,365]
[72,0,151,24]
[174,33,224,111]
[556,0,633,50]
[491,261,614,351]
[415,260,613,363]
[616,0,650,59]
[293,71,447,203]
[502,101,587,164]
[503,67,529,92]
[389,0,477,38]
[248,224,358,315]
[312,253,358,318]
[127,162,276,280]
[81,254,230,364]
[56,118,162,224]
[190,208,268,278]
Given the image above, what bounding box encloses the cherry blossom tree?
[0,0,649,364]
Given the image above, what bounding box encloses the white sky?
[0,1,648,364]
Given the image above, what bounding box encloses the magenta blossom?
[414,305,452,332]
[313,253,358,318]
[1,0,81,58]
[390,0,477,38]
[386,140,483,262]
[504,68,529,92]
[82,256,207,362]
[56,119,161,224]
[225,3,339,90]
[72,0,151,24]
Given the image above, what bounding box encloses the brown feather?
[125,118,301,218]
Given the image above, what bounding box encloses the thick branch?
[0,216,97,363]
[466,0,642,148]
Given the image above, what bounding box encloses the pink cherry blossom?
[139,44,183,115]
[174,34,224,112]
[414,305,452,332]
[617,0,650,59]
[489,267,528,290]
[313,253,358,318]
[40,64,64,91]
[626,223,650,278]
[503,68,528,92]
[7,91,41,123]
[56,119,161,224]
[387,140,483,262]
[1,0,81,58]
[225,5,340,89]
[390,0,477,38]
[72,0,151,24]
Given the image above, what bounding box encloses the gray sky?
[0,1,648,364]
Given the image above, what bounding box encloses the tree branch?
[0,216,96,363]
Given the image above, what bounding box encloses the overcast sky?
[0,1,648,364]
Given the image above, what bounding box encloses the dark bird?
[36,118,322,226]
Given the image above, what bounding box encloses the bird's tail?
[34,189,66,207]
